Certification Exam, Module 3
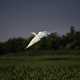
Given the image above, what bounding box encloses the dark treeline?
[0,26,80,55]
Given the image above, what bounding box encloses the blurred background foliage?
[0,26,80,55]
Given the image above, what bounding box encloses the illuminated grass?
[0,55,80,80]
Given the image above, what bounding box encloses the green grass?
[0,54,80,80]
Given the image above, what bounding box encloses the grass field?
[0,52,80,80]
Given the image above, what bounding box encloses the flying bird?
[26,31,50,48]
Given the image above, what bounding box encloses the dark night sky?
[0,0,80,41]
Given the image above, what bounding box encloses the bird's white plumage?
[26,31,50,48]
[31,32,37,36]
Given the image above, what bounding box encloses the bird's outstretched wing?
[26,35,40,48]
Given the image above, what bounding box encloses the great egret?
[26,31,50,48]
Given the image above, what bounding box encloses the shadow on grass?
[42,57,80,61]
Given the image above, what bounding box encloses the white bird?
[26,31,50,48]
